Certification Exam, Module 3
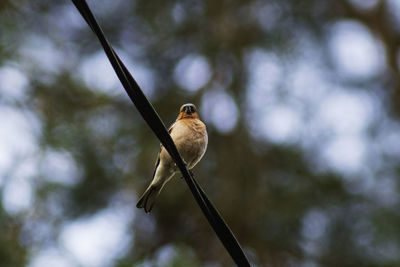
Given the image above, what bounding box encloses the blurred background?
[1,0,400,266]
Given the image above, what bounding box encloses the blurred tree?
[0,0,400,266]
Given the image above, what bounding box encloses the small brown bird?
[136,103,208,213]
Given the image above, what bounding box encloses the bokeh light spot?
[79,51,121,93]
[323,135,366,174]
[260,104,302,144]
[348,0,379,11]
[0,66,28,100]
[329,20,385,78]
[2,178,33,215]
[28,248,74,267]
[174,54,212,92]
[201,90,238,133]
[41,149,81,186]
[0,107,38,182]
[60,206,133,267]
[316,89,374,135]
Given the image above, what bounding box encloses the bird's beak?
[184,106,194,114]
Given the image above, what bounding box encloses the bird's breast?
[170,119,208,169]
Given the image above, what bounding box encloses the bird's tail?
[136,184,163,213]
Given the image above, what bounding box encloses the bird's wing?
[168,121,176,134]
[158,120,176,149]
[152,121,176,178]
[151,153,160,179]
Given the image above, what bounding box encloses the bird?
[136,103,208,213]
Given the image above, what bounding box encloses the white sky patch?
[79,50,155,99]
[79,51,121,94]
[28,248,76,267]
[259,104,302,144]
[57,4,87,31]
[316,89,374,135]
[322,135,366,174]
[201,90,238,133]
[348,0,379,11]
[11,156,38,183]
[129,64,155,98]
[60,206,133,267]
[0,106,39,214]
[20,35,65,73]
[40,149,81,186]
[118,51,156,99]
[0,66,29,100]
[316,90,373,175]
[0,106,38,183]
[2,177,33,215]
[329,20,385,78]
[289,62,328,103]
[245,50,306,144]
[174,54,212,92]
[246,49,282,105]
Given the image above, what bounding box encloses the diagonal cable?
[70,1,250,266]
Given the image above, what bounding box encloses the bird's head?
[177,103,199,120]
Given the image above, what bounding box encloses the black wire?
[70,1,250,266]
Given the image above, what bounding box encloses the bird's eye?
[181,104,196,114]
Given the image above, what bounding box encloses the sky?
[1,1,399,266]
